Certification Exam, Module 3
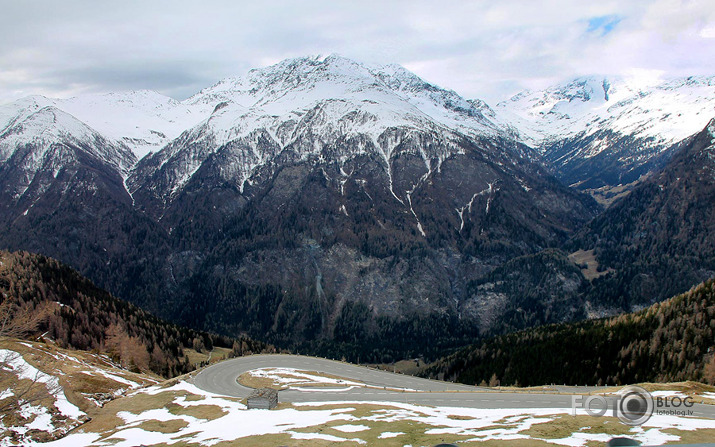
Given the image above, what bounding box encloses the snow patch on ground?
[15,379,715,446]
[248,367,363,387]
[90,369,146,388]
[0,349,84,419]
[378,431,404,438]
[289,385,360,392]
[332,424,370,432]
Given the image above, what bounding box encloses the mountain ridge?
[0,55,712,362]
[568,117,715,311]
[495,75,715,191]
[3,59,713,199]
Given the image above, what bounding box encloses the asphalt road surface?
[193,354,715,419]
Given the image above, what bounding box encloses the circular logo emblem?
[617,385,653,425]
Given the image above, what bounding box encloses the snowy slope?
[0,91,213,160]
[184,55,506,145]
[1,55,506,189]
[496,76,715,189]
[0,98,136,175]
[3,56,712,196]
[134,55,510,195]
[0,339,156,446]
[59,90,214,159]
[497,76,715,152]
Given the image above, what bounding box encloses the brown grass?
[168,404,226,420]
[136,419,188,434]
[236,373,282,390]
[662,428,715,444]
[368,358,429,375]
[0,336,164,445]
[184,347,233,367]
[584,178,644,207]
[568,249,614,281]
[520,414,632,439]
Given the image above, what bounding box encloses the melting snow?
[332,424,370,432]
[378,431,404,438]
[0,349,84,420]
[247,367,362,387]
[28,383,715,447]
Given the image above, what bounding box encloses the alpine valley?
[1,55,714,361]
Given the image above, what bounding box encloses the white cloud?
[0,0,712,106]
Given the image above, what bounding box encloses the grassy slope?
[0,337,157,444]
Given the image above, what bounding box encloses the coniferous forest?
[0,250,274,378]
[426,279,715,386]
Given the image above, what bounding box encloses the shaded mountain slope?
[427,278,715,387]
[569,118,715,310]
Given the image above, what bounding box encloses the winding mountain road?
[193,354,715,419]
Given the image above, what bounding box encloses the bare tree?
[105,323,150,372]
[0,350,62,414]
[704,355,715,385]
[0,297,54,338]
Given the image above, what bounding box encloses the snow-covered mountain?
[58,90,214,158]
[2,60,714,196]
[0,97,138,212]
[498,76,715,148]
[0,89,209,213]
[186,55,505,141]
[130,55,512,200]
[2,54,713,356]
[0,97,136,171]
[496,76,715,191]
[0,91,213,160]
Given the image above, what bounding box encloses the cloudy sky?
[1,0,714,105]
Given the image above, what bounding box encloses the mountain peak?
[1,105,95,148]
[132,55,512,201]
[181,55,505,143]
[497,74,715,144]
[185,54,381,110]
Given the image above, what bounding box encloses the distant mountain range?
[496,76,715,195]
[0,55,713,361]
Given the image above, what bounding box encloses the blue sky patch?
[587,15,622,36]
